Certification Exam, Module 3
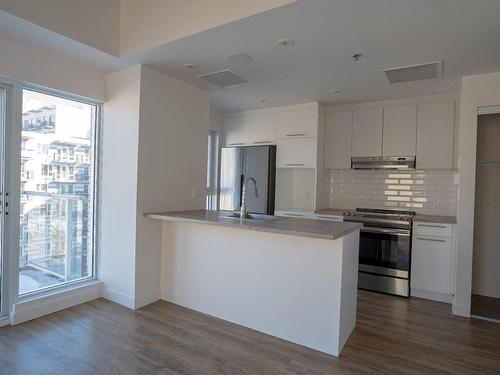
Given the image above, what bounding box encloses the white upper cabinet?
[351,108,383,157]
[416,101,455,169]
[324,110,352,169]
[382,104,417,156]
[249,113,276,145]
[276,138,317,168]
[276,108,318,139]
[223,115,250,146]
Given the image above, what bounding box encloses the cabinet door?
[276,138,317,168]
[324,110,352,169]
[411,236,452,294]
[416,101,455,169]
[383,104,417,156]
[352,108,383,157]
[249,113,276,145]
[276,108,318,139]
[223,115,249,146]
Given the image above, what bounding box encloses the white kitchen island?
[146,210,361,356]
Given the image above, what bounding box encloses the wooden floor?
[1,291,500,375]
[471,294,500,321]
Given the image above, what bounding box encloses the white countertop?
[146,210,362,241]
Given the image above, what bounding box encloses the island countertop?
[145,210,362,241]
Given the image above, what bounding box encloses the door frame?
[0,77,22,320]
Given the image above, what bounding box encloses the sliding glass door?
[0,86,5,316]
[18,89,99,295]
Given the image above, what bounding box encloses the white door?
[223,115,249,146]
[276,138,317,168]
[416,101,455,169]
[276,108,317,139]
[249,113,276,144]
[411,236,452,294]
[383,104,417,156]
[324,110,352,169]
[352,108,383,157]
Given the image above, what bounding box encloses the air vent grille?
[196,69,249,88]
[382,61,442,84]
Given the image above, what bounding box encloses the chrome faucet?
[240,176,258,218]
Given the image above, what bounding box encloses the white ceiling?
[128,0,500,112]
[0,10,126,72]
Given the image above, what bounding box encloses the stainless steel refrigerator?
[218,145,276,215]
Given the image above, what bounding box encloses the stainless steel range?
[343,208,415,297]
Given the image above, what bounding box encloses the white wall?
[0,35,106,101]
[134,65,209,308]
[0,0,120,56]
[100,66,141,308]
[455,71,500,316]
[209,107,223,134]
[119,0,294,55]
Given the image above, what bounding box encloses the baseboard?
[135,289,161,309]
[411,288,453,304]
[472,284,500,299]
[102,287,135,309]
[0,317,10,327]
[452,302,470,317]
[471,314,500,324]
[11,281,103,325]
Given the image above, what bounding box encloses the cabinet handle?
[228,142,245,146]
[285,163,305,166]
[284,213,303,217]
[253,141,271,144]
[416,224,447,229]
[415,237,448,243]
[285,133,306,137]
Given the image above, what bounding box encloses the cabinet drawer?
[413,222,452,238]
[276,108,317,139]
[276,138,317,168]
[275,210,315,219]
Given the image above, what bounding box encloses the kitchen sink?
[217,212,281,222]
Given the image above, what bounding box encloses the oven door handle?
[361,227,410,237]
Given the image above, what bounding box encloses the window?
[206,130,218,210]
[19,89,99,295]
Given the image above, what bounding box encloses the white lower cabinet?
[410,221,455,303]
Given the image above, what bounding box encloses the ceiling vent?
[196,69,249,88]
[382,61,442,84]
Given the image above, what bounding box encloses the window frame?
[0,83,8,318]
[17,85,102,299]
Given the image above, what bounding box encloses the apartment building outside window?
[19,89,99,295]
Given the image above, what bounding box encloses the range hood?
[351,156,416,170]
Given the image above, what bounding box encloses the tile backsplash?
[328,169,458,216]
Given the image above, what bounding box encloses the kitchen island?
[146,210,361,356]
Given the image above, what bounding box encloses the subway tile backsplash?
[328,170,458,216]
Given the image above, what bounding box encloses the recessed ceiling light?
[330,89,342,95]
[352,53,362,62]
[226,53,252,65]
[184,63,199,70]
[277,38,295,47]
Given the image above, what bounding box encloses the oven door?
[358,226,411,278]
